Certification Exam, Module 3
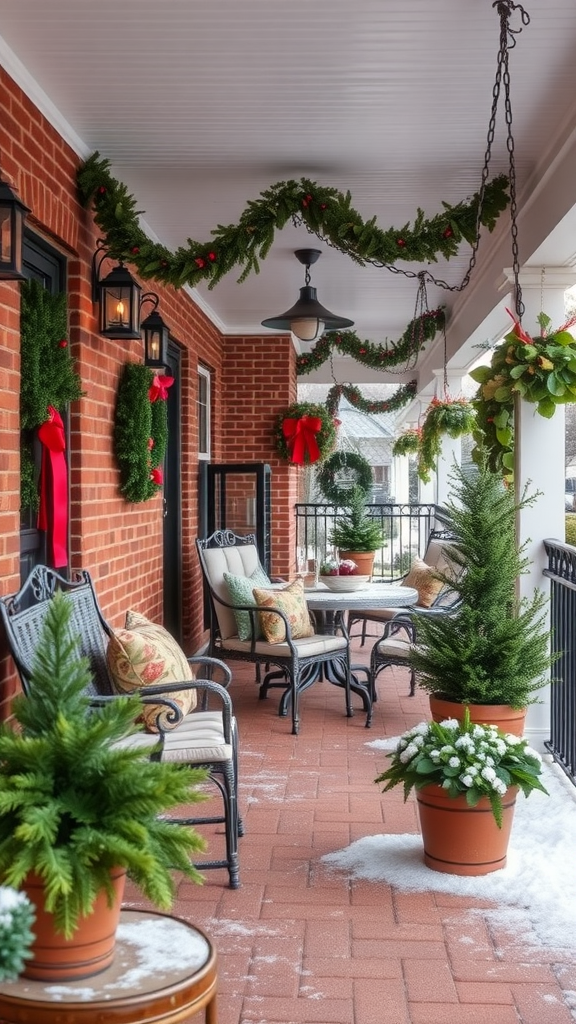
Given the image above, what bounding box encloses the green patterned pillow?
[223,566,271,640]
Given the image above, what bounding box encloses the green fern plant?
[0,591,207,939]
[411,459,553,708]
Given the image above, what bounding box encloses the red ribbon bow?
[148,375,174,402]
[282,415,322,465]
[37,405,68,568]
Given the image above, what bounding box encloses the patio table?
[304,581,419,726]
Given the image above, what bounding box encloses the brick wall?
[0,66,297,711]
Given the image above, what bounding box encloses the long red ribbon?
[282,415,322,465]
[37,406,68,568]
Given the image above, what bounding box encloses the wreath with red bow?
[274,401,337,465]
[114,364,173,502]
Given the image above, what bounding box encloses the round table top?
[304,581,419,611]
[0,909,217,1024]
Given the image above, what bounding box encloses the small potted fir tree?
[408,457,553,733]
[328,485,385,578]
[0,591,207,982]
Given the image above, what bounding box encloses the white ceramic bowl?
[318,574,370,592]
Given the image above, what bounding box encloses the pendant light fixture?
[261,248,353,342]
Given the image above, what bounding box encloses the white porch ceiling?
[2,0,576,387]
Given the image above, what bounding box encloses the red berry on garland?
[443,226,454,239]
[161,259,169,267]
[97,186,107,195]
[131,246,140,254]
[396,238,406,247]
[148,437,154,450]
[359,348,366,355]
[320,203,327,210]
[195,258,205,268]
[208,251,216,262]
[58,339,68,348]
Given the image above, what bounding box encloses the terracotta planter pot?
[429,695,527,737]
[416,784,517,876]
[21,867,126,981]
[338,550,375,578]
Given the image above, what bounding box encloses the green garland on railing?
[326,381,417,416]
[114,364,169,502]
[297,310,445,376]
[20,279,83,511]
[76,153,509,291]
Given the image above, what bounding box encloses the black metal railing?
[543,538,576,787]
[294,503,441,579]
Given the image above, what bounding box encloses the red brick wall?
[0,66,296,711]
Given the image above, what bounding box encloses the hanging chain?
[294,0,529,307]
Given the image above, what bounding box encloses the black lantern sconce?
[92,243,142,340]
[0,179,30,281]
[141,292,170,369]
[261,248,354,342]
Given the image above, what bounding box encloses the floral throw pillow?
[402,557,444,608]
[252,579,314,644]
[106,610,196,732]
[223,565,271,640]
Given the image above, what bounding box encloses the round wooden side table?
[0,909,217,1024]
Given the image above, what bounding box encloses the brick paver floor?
[125,631,574,1023]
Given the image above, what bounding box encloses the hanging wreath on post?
[316,450,373,505]
[274,401,337,465]
[114,364,173,502]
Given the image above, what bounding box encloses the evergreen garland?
[297,310,445,376]
[77,153,509,292]
[114,364,168,502]
[273,401,337,464]
[20,279,83,511]
[326,380,417,417]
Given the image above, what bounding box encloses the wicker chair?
[0,565,242,889]
[196,530,361,735]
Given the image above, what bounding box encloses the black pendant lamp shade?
[0,179,30,280]
[261,248,354,342]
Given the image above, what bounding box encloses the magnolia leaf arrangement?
[20,279,83,512]
[470,311,576,479]
[114,364,170,501]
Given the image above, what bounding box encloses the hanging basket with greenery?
[418,397,476,483]
[20,279,84,512]
[470,311,576,479]
[274,401,337,465]
[392,428,422,458]
[114,365,171,502]
[316,450,374,505]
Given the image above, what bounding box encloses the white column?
[505,268,576,749]
[393,454,410,504]
[433,370,464,508]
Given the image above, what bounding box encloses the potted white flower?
[375,709,547,875]
[0,886,35,981]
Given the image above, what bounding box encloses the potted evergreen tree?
[0,591,207,982]
[409,458,553,733]
[328,485,386,577]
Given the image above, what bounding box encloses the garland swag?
[297,310,445,377]
[20,279,83,512]
[77,153,509,293]
[114,364,169,502]
[326,380,417,417]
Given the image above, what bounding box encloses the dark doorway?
[162,340,183,640]
[19,236,66,584]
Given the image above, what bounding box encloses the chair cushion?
[402,557,444,608]
[106,610,196,732]
[114,710,233,763]
[223,565,271,640]
[252,579,314,643]
[375,637,412,660]
[200,543,262,639]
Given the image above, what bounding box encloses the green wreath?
[20,279,84,512]
[114,364,169,502]
[317,451,373,505]
[274,402,337,464]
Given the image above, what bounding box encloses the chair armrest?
[135,677,234,741]
[187,654,233,689]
